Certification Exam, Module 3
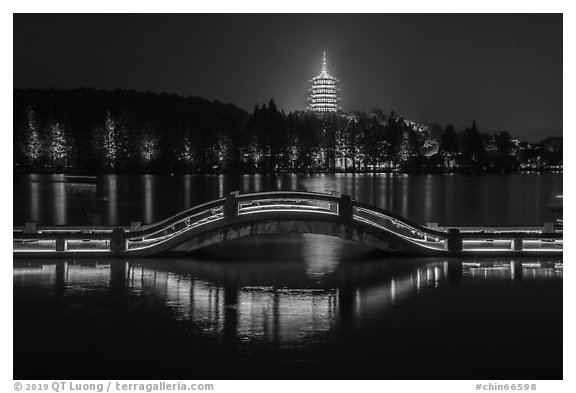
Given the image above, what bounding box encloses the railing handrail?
[236,190,341,203]
[14,191,562,244]
[124,197,227,239]
[351,200,448,239]
[459,232,563,240]
[125,191,339,240]
[13,225,128,232]
[13,232,115,240]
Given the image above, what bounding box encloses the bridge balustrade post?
[338,194,353,222]
[24,221,37,234]
[445,228,462,253]
[512,238,523,251]
[55,238,67,252]
[330,191,341,213]
[224,191,239,220]
[131,221,141,231]
[542,222,554,234]
[110,228,127,253]
[427,222,438,230]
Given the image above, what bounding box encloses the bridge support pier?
[224,191,239,219]
[338,194,353,222]
[512,238,523,251]
[445,229,462,253]
[110,229,127,253]
[55,238,67,252]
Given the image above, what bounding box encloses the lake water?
[13,172,562,226]
[13,173,563,379]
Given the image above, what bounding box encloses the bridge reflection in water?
[17,258,458,342]
[14,238,562,381]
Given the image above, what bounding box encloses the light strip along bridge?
[13,191,563,258]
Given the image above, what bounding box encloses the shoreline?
[12,168,564,176]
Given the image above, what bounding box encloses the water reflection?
[13,254,562,349]
[400,175,409,219]
[184,175,192,210]
[464,259,562,281]
[302,235,342,278]
[29,180,39,222]
[424,174,433,223]
[143,175,153,224]
[14,235,563,380]
[54,179,66,224]
[107,176,118,225]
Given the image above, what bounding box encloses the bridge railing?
[236,191,340,217]
[13,225,122,253]
[123,191,343,252]
[352,205,447,251]
[459,232,563,253]
[124,198,226,252]
[223,191,449,251]
[13,190,563,255]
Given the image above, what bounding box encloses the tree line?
[13,88,562,174]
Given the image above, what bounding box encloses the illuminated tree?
[179,134,193,162]
[24,107,42,165]
[49,122,67,168]
[399,129,419,161]
[103,111,118,169]
[141,134,155,162]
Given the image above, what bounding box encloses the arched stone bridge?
[13,191,562,258]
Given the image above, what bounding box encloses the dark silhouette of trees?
[290,112,322,172]
[439,124,459,154]
[13,89,561,174]
[489,131,516,172]
[339,116,362,171]
[495,131,513,159]
[460,121,487,171]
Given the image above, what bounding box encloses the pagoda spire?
[322,51,328,73]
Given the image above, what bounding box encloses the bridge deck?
[13,191,562,258]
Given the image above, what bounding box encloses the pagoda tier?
[307,52,341,113]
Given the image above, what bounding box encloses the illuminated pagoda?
[307,51,341,113]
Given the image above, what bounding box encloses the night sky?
[13,14,562,136]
